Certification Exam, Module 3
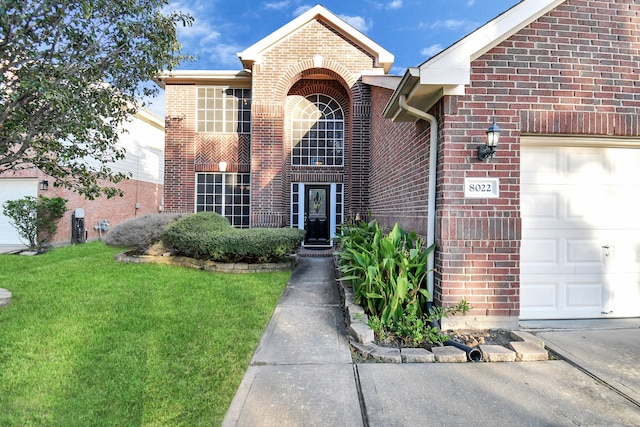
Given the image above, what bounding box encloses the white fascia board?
[239,4,394,72]
[418,0,567,86]
[134,108,164,131]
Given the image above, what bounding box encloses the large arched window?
[291,94,344,166]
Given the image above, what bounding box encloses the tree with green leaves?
[0,0,192,199]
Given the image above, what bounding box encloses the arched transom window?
[291,94,344,166]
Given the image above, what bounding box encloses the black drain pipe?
[444,340,483,362]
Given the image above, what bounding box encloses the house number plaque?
[464,177,500,198]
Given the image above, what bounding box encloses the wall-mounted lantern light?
[478,121,501,161]
[219,161,227,172]
[39,180,49,191]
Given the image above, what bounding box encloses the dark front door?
[304,185,330,245]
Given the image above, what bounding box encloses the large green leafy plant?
[335,221,469,346]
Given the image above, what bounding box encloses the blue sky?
[148,0,520,115]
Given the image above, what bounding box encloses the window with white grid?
[196,173,251,228]
[291,94,344,166]
[196,87,251,133]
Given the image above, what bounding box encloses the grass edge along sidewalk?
[0,242,289,426]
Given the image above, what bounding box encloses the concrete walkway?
[223,257,640,426]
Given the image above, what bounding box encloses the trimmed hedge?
[162,212,305,263]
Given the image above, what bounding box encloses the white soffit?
[238,4,394,73]
[362,75,402,91]
[155,70,252,87]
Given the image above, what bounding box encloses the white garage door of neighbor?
[521,142,640,319]
[0,179,38,245]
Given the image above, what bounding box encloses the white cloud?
[293,5,312,16]
[371,0,402,9]
[467,0,475,5]
[420,44,443,58]
[429,19,469,30]
[208,43,245,66]
[386,0,402,9]
[162,1,249,69]
[265,1,290,10]
[339,14,371,33]
[418,18,480,34]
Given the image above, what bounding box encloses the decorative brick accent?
[521,110,640,136]
[194,133,251,171]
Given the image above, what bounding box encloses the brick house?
[0,109,165,247]
[160,0,640,329]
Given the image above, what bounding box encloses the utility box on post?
[71,208,86,244]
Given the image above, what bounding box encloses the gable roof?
[238,4,394,73]
[384,0,567,121]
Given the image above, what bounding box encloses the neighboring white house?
[0,108,165,249]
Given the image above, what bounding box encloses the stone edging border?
[115,252,297,273]
[334,263,549,363]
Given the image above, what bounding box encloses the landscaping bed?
[341,283,551,363]
[115,250,297,273]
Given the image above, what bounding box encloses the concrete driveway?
[527,318,640,407]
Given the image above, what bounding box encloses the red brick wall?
[369,86,432,234]
[436,0,640,324]
[249,20,376,224]
[50,179,162,244]
[164,84,196,212]
[368,0,640,327]
[163,18,380,226]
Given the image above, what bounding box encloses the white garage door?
[0,179,38,245]
[521,142,640,319]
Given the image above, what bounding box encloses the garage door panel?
[566,151,607,181]
[565,281,603,308]
[566,239,602,264]
[520,239,557,265]
[521,144,640,319]
[520,280,557,309]
[521,192,558,220]
[521,277,606,319]
[604,273,640,317]
[521,151,560,184]
[0,179,38,245]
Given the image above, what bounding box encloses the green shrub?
[162,212,231,256]
[335,220,470,346]
[162,212,304,262]
[214,228,306,262]
[2,195,67,250]
[103,213,185,252]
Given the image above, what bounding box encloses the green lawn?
[0,242,289,426]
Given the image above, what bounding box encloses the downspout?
[398,95,438,305]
